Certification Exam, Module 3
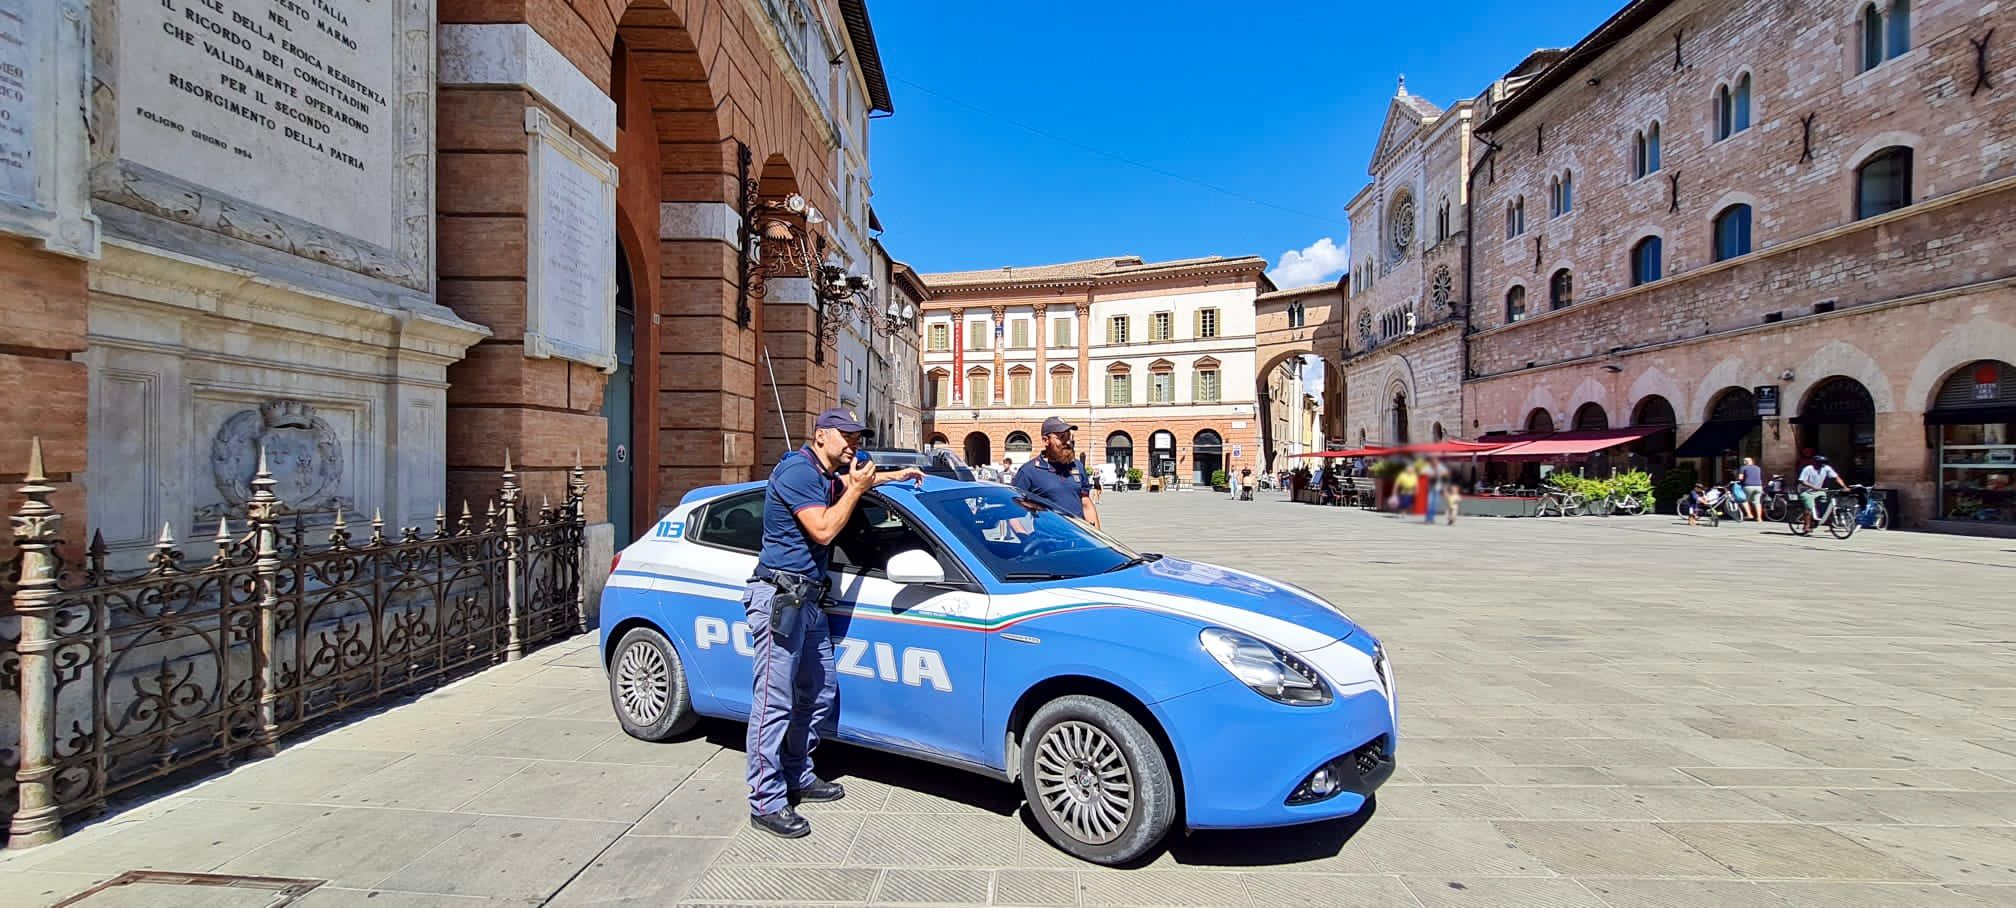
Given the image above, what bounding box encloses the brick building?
[1460,0,2016,531]
[0,0,901,580]
[919,256,1270,487]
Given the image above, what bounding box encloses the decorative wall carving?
[203,400,350,520]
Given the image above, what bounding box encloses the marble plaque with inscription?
[0,0,32,208]
[524,108,616,370]
[116,0,397,247]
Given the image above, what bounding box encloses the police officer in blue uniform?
[746,407,922,838]
[1011,416,1100,528]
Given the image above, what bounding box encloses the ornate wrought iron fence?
[2,440,587,847]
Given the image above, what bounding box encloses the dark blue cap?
[816,407,870,435]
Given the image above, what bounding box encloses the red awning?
[1293,447,1393,459]
[1484,427,1666,459]
[1389,439,1510,456]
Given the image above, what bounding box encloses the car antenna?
[762,344,792,450]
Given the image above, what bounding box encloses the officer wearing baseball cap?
[745,407,922,838]
[1010,416,1099,528]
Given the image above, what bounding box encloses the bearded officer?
[746,407,922,838]
[1011,416,1100,528]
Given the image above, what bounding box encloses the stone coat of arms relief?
[200,399,352,520]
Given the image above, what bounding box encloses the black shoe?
[791,779,846,803]
[750,806,810,838]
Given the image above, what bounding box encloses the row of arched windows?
[1498,146,1914,326]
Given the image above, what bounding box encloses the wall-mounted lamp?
[1601,364,1623,373]
[1586,76,1601,86]
[1780,370,1796,381]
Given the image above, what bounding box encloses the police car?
[600,475,1396,865]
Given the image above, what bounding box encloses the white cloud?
[1267,237,1348,287]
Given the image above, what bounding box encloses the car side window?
[831,497,936,578]
[691,490,764,554]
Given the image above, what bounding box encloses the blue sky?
[865,0,1621,287]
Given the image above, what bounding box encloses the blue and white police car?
[600,475,1396,865]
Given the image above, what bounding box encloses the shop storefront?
[1928,360,2016,530]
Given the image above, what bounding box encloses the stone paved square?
[4,492,2014,905]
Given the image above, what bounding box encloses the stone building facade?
[1462,0,2016,530]
[0,0,900,574]
[920,256,1270,487]
[1338,64,1553,450]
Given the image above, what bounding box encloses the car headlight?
[1199,628,1331,706]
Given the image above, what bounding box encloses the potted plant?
[1126,468,1143,490]
[1210,469,1229,492]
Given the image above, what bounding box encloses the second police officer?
[745,407,923,838]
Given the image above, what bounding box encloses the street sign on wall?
[1754,385,1780,417]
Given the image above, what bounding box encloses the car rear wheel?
[609,626,696,741]
[1020,695,1176,866]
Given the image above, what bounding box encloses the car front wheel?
[1020,695,1176,866]
[609,626,696,741]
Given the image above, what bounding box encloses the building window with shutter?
[1011,319,1030,349]
[927,323,949,352]
[1150,370,1174,403]
[1196,369,1221,402]
[1107,372,1132,405]
[1150,312,1172,342]
[1053,317,1072,348]
[967,321,989,351]
[967,371,990,404]
[1108,315,1129,344]
[1050,369,1073,404]
[1196,308,1219,339]
[1009,370,1032,406]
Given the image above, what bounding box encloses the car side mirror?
[885,549,946,585]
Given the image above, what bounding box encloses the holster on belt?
[760,570,820,636]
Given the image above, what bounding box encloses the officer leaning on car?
[744,407,924,838]
[1010,416,1100,529]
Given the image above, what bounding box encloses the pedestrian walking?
[744,408,922,839]
[1011,416,1100,527]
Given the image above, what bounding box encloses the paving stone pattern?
[4,493,2015,905]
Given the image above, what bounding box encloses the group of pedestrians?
[1680,454,1848,532]
[1390,458,1461,525]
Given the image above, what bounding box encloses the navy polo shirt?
[1012,455,1092,518]
[757,447,841,582]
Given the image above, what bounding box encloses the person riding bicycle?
[1797,455,1848,533]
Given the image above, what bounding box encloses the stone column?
[1076,304,1092,402]
[950,307,965,403]
[7,440,65,847]
[991,305,1007,404]
[1033,303,1049,403]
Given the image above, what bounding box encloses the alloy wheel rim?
[616,641,670,725]
[1032,720,1134,845]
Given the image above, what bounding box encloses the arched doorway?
[1150,429,1177,481]
[604,240,637,545]
[1630,395,1677,479]
[1193,430,1225,486]
[1678,387,1764,483]
[1105,431,1134,475]
[1526,408,1556,433]
[1390,389,1411,445]
[1574,403,1610,430]
[1927,360,2016,525]
[1798,377,1876,485]
[964,431,992,469]
[1005,431,1032,466]
[927,432,949,448]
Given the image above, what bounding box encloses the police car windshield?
[915,486,1137,583]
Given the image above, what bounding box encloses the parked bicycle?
[1760,474,1792,522]
[1535,486,1585,517]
